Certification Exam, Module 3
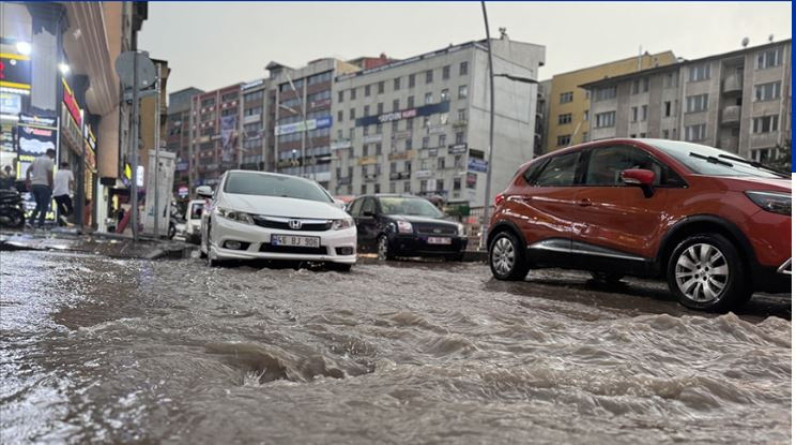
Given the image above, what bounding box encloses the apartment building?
[330,35,545,207]
[189,84,242,186]
[166,87,203,195]
[545,51,677,152]
[581,39,792,162]
[240,78,269,171]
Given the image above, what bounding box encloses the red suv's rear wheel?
[489,231,530,281]
[666,233,752,312]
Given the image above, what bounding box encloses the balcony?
[722,74,743,94]
[718,137,739,152]
[721,106,741,125]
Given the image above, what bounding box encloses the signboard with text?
[0,53,32,93]
[467,158,488,173]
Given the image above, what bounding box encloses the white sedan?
[199,170,356,271]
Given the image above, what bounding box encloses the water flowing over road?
[1,251,790,444]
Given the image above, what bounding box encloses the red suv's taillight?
[494,193,505,206]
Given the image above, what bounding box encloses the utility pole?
[130,49,140,242]
[479,0,495,251]
[153,62,161,237]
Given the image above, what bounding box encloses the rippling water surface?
[0,252,791,444]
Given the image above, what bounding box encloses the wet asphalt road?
[0,250,791,444]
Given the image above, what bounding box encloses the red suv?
[487,139,791,312]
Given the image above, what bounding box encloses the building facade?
[581,40,792,162]
[329,36,545,207]
[545,51,677,152]
[266,58,360,190]
[239,78,269,172]
[166,87,203,197]
[189,84,243,187]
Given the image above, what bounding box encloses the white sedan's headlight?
[217,208,254,224]
[332,217,355,230]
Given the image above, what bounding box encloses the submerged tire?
[489,231,529,281]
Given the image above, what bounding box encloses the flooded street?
[0,251,791,444]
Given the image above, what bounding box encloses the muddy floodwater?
[0,251,791,444]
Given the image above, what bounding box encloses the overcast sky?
[139,2,792,93]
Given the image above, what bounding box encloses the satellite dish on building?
[741,37,750,48]
[769,34,774,42]
[115,51,157,89]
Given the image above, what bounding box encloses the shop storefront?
[84,128,97,226]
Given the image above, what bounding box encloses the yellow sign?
[358,156,379,165]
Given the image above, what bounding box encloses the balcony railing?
[721,105,741,124]
[722,74,743,94]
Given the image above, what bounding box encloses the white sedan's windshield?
[224,172,333,203]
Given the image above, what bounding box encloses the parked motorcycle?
[0,189,26,228]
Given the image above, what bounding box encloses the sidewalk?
[0,227,194,260]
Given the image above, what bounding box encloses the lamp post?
[479,2,538,251]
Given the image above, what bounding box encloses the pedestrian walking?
[53,161,75,226]
[25,149,55,228]
[0,165,15,190]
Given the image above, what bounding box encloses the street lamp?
[479,2,538,251]
[15,41,31,55]
[58,63,70,75]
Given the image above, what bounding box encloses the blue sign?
[315,116,332,129]
[355,101,450,127]
[176,162,189,172]
[467,158,488,173]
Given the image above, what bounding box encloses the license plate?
[271,235,320,248]
[427,237,452,245]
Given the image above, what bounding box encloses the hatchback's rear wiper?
[689,152,734,167]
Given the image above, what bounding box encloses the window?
[755,82,782,101]
[686,94,708,113]
[338,91,344,103]
[426,70,433,84]
[582,132,589,142]
[453,177,461,190]
[349,108,355,120]
[594,87,616,101]
[438,134,447,147]
[757,47,783,69]
[583,111,589,121]
[377,103,383,115]
[585,145,676,187]
[689,64,710,82]
[442,65,450,80]
[408,74,416,88]
[643,77,650,93]
[363,144,369,156]
[458,85,468,99]
[389,182,396,194]
[560,91,574,103]
[407,96,414,108]
[390,162,397,174]
[406,118,413,130]
[365,85,371,97]
[460,61,469,76]
[632,78,650,94]
[558,113,572,125]
[665,72,678,88]
[662,129,669,139]
[391,121,399,132]
[404,181,411,193]
[338,110,344,122]
[423,116,430,128]
[556,135,571,147]
[350,88,357,100]
[437,157,445,170]
[361,184,368,195]
[454,155,463,168]
[392,99,400,112]
[753,115,779,133]
[404,160,412,172]
[376,143,382,155]
[641,105,648,122]
[664,101,672,117]
[632,107,638,122]
[685,124,707,141]
[457,109,466,122]
[441,89,450,102]
[422,136,430,149]
[244,90,264,103]
[455,132,465,144]
[632,79,640,95]
[435,179,444,191]
[640,132,647,138]
[394,78,401,91]
[533,151,580,187]
[595,111,616,128]
[363,125,369,136]
[378,81,384,94]
[425,92,433,104]
[405,139,412,150]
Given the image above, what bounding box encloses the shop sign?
[388,150,415,161]
[243,114,261,124]
[392,131,411,140]
[17,125,57,158]
[356,102,450,127]
[277,159,301,168]
[0,123,13,153]
[331,139,352,150]
[467,158,488,173]
[309,99,331,109]
[363,134,382,144]
[274,116,332,136]
[448,143,468,154]
[19,114,57,128]
[0,53,32,93]
[178,186,189,197]
[62,78,82,127]
[357,156,379,166]
[84,144,96,170]
[176,162,189,172]
[61,106,83,155]
[0,92,21,114]
[415,170,432,178]
[84,127,97,170]
[428,126,445,134]
[466,172,477,189]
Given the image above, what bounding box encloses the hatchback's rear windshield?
[224,172,333,203]
[647,139,786,179]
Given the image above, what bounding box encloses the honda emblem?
[288,220,303,230]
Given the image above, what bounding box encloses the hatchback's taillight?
[494,193,506,206]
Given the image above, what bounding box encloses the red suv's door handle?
[578,199,592,207]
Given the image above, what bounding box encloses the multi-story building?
[265,58,360,190]
[189,84,243,187]
[330,35,545,207]
[580,39,792,162]
[535,79,551,156]
[545,51,677,152]
[166,87,203,195]
[239,78,269,172]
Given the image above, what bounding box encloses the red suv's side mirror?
[621,169,656,198]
